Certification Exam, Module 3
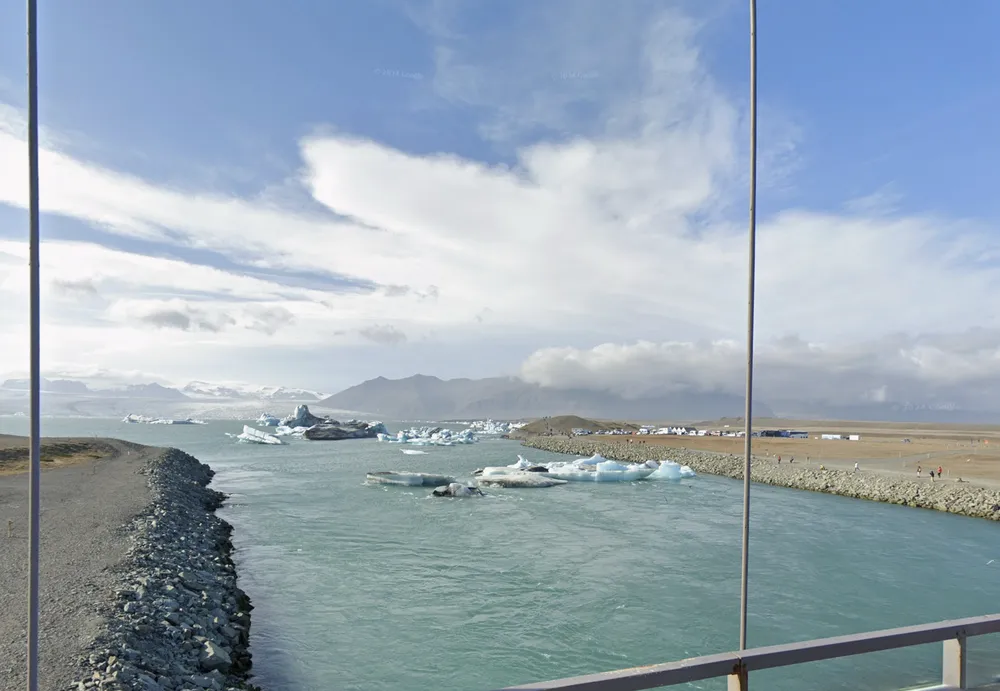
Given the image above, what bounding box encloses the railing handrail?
[494,613,1000,690]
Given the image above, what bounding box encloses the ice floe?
[122,414,205,425]
[226,425,284,445]
[366,471,456,486]
[465,419,526,435]
[376,426,478,446]
[475,473,567,488]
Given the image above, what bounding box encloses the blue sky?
[1,0,1000,409]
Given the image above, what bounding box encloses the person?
[930,469,936,481]
[917,465,922,477]
[938,465,943,479]
[790,457,794,464]
[777,455,781,463]
[854,462,859,473]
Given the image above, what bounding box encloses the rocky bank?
[521,437,1000,521]
[70,448,261,691]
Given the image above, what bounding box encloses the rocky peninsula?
[521,437,1000,521]
[0,439,260,691]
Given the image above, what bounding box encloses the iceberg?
[375,426,479,446]
[647,460,697,480]
[466,419,527,435]
[228,425,283,445]
[545,458,656,482]
[256,413,281,426]
[122,414,205,425]
[366,471,456,486]
[274,425,311,437]
[475,473,568,488]
[401,449,428,455]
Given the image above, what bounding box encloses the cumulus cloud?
[520,332,1000,412]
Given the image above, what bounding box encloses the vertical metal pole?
[738,0,758,654]
[26,0,42,689]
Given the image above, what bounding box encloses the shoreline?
[0,438,260,691]
[520,437,1000,521]
[71,447,261,691]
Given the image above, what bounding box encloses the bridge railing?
[492,613,1000,691]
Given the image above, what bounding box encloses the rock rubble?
[521,437,1000,521]
[69,448,261,691]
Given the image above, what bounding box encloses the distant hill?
[319,374,761,421]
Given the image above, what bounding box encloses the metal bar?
[495,653,739,691]
[26,0,42,690]
[942,637,967,689]
[492,614,1000,691]
[738,0,759,653]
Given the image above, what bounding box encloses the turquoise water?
[4,417,1000,691]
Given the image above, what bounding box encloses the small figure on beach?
[917,465,922,477]
[938,465,943,478]
[789,457,794,464]
[854,462,859,473]
[930,470,936,481]
[777,455,781,464]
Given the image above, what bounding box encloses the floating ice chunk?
[274,425,310,437]
[546,460,655,482]
[256,413,281,426]
[375,426,479,446]
[232,425,283,445]
[123,414,205,425]
[466,419,527,435]
[475,473,567,488]
[366,471,456,486]
[402,449,428,455]
[431,483,484,497]
[648,461,698,480]
[573,453,610,466]
[507,455,533,469]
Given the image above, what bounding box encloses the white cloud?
[520,332,1000,412]
[0,2,998,404]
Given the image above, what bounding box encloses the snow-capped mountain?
[181,381,325,401]
[182,381,249,399]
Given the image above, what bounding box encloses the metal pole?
[26,0,42,688]
[738,0,758,653]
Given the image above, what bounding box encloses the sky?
[1,0,1000,410]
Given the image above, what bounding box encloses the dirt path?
[0,438,159,691]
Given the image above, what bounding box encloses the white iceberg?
[122,414,205,425]
[256,413,281,426]
[647,460,697,480]
[376,426,479,446]
[227,425,283,445]
[274,425,311,437]
[545,458,656,482]
[466,419,527,435]
[402,449,428,455]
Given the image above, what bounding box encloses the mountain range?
[0,378,324,401]
[319,375,762,421]
[1,375,996,423]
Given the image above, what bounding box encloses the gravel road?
[0,439,155,691]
